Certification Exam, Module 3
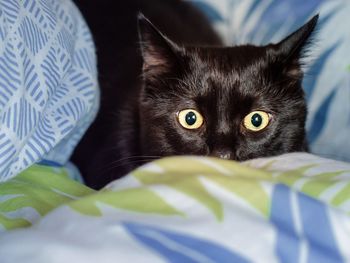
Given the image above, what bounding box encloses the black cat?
[72,0,318,189]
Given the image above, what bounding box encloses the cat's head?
[137,14,318,161]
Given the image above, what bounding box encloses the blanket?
[1,153,350,262]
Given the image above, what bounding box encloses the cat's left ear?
[271,15,319,79]
[138,13,180,78]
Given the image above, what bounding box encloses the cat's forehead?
[186,45,269,72]
[182,46,270,93]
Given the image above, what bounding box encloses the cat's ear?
[138,13,180,78]
[271,15,319,79]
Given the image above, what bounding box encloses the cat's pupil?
[251,113,262,127]
[186,111,197,125]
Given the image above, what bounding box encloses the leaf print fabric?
[0,0,99,182]
[1,153,350,262]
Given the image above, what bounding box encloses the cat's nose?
[219,152,231,160]
[212,149,233,160]
[220,153,231,159]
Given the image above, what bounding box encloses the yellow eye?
[243,111,270,131]
[177,109,204,130]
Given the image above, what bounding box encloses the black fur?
[72,0,318,189]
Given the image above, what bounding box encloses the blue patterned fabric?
[124,222,251,263]
[0,0,99,182]
[1,153,350,262]
[190,0,350,162]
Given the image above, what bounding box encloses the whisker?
[101,155,160,172]
[101,158,157,174]
[107,155,161,165]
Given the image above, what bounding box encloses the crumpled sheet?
[1,153,350,263]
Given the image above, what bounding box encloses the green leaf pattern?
[69,188,184,217]
[0,165,94,231]
[131,157,271,220]
[1,155,350,232]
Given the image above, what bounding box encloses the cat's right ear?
[138,13,180,78]
[270,15,319,80]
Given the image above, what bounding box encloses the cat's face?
[137,14,318,161]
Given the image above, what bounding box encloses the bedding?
[1,1,350,263]
[0,0,98,182]
[1,153,350,262]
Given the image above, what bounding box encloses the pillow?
[0,0,99,182]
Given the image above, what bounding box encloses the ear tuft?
[278,15,318,58]
[138,13,179,77]
[271,14,319,80]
